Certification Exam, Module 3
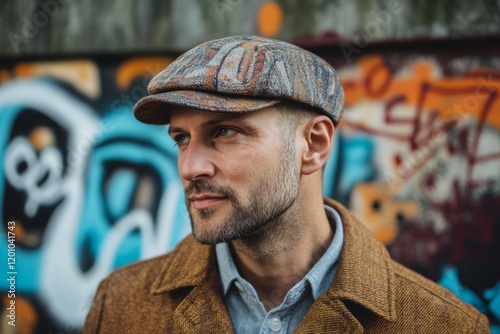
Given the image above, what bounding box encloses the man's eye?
[216,128,237,137]
[173,134,189,145]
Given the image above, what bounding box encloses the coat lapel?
[150,235,234,333]
[172,265,234,333]
[296,297,364,333]
[321,200,397,322]
[325,199,396,321]
[294,200,397,333]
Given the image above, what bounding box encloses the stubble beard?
[185,134,300,245]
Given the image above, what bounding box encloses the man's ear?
[300,116,335,175]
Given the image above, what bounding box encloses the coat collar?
[151,199,396,326]
[151,234,214,294]
[151,236,235,333]
[322,198,396,321]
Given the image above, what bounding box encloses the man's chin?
[190,217,246,245]
[191,230,232,245]
[189,216,226,245]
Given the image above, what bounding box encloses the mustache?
[184,180,235,199]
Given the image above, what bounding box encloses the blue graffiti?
[0,104,43,293]
[74,107,190,270]
[439,266,500,333]
[0,79,191,328]
[323,133,375,199]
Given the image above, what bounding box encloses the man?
[83,35,489,333]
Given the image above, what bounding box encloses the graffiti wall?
[0,58,191,333]
[323,52,500,333]
[0,48,498,332]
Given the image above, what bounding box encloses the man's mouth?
[188,194,228,210]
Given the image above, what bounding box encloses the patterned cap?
[133,35,344,125]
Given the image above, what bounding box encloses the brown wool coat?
[83,199,490,333]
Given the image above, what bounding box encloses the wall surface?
[0,0,499,333]
[0,39,499,334]
[1,0,500,55]
[319,40,500,334]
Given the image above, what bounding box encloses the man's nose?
[179,140,215,181]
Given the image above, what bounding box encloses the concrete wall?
[2,0,500,55]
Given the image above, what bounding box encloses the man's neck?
[229,198,333,311]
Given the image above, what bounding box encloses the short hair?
[275,100,321,131]
[276,100,330,174]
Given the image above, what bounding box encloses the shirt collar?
[216,204,344,299]
[216,239,240,296]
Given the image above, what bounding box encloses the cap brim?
[133,90,281,125]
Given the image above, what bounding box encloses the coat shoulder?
[102,243,172,289]
[83,235,200,333]
[103,234,199,291]
[391,260,490,333]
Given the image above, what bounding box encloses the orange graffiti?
[17,297,37,334]
[341,55,500,194]
[350,182,419,245]
[13,221,25,243]
[29,127,56,151]
[14,60,101,99]
[116,57,173,90]
[257,1,283,38]
[342,55,500,128]
[2,295,37,334]
[0,70,10,83]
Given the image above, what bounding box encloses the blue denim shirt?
[215,205,344,334]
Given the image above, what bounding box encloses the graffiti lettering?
[4,137,63,217]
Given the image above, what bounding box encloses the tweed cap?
[133,35,344,125]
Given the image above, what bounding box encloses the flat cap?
[134,35,344,125]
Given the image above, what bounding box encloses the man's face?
[169,106,301,244]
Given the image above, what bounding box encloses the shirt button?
[269,318,282,332]
[234,281,245,292]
